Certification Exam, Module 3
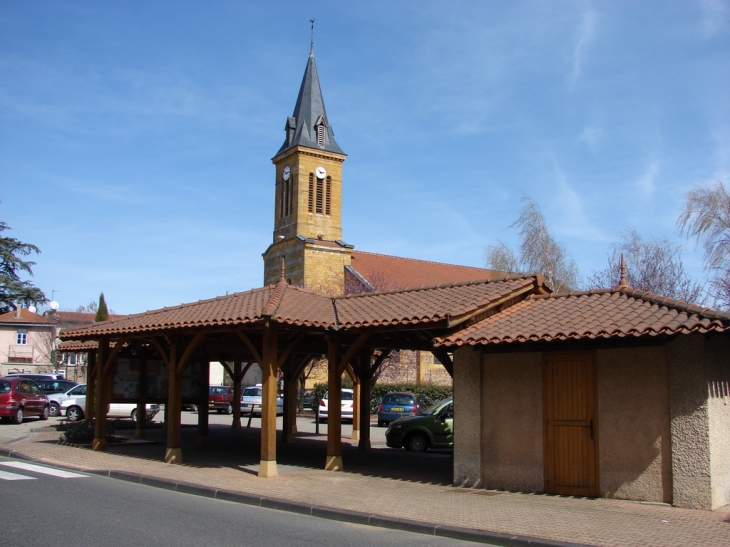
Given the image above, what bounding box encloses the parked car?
[5,372,66,381]
[241,385,284,415]
[377,392,420,427]
[61,396,160,422]
[301,388,315,411]
[208,385,234,414]
[0,377,51,423]
[385,397,453,452]
[33,380,80,417]
[318,388,354,423]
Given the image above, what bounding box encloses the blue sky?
[1,1,729,314]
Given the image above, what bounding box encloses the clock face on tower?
[315,166,327,179]
[283,166,291,181]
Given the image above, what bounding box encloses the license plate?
[209,403,214,407]
[391,407,405,412]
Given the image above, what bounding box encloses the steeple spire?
[275,32,344,157]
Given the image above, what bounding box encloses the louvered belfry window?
[325,176,331,215]
[281,180,289,218]
[317,123,326,147]
[308,173,314,213]
[316,177,324,214]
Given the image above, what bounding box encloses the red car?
[0,377,51,424]
[208,385,234,414]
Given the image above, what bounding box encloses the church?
[262,44,496,295]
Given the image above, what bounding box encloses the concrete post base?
[351,429,360,441]
[357,438,371,451]
[196,435,209,446]
[325,455,343,471]
[258,459,278,478]
[232,418,241,429]
[92,438,107,451]
[164,448,183,464]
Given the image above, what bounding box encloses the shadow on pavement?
[73,421,454,486]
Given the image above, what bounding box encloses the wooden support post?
[197,361,210,446]
[85,350,97,421]
[325,337,343,471]
[283,369,298,442]
[358,371,371,450]
[259,322,279,477]
[135,357,148,439]
[164,342,183,464]
[92,340,109,451]
[351,377,361,441]
[232,361,242,429]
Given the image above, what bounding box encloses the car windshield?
[243,388,262,397]
[324,391,353,401]
[422,398,452,416]
[0,381,10,394]
[209,386,228,394]
[383,394,415,405]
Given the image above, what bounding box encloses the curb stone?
[0,447,589,547]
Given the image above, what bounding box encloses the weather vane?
[310,18,315,49]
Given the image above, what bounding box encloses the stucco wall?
[668,334,712,509]
[453,346,481,487]
[596,346,671,503]
[480,351,543,492]
[706,334,730,509]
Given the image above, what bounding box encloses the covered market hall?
[59,264,548,477]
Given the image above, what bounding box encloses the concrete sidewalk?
[1,420,728,547]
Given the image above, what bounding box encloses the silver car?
[241,385,283,415]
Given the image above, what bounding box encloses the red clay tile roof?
[334,275,542,328]
[60,275,547,340]
[59,283,340,340]
[436,288,730,347]
[0,309,57,325]
[57,340,103,352]
[349,250,497,291]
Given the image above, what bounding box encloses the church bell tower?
[262,44,352,291]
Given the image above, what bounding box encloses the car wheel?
[49,402,61,417]
[131,409,138,422]
[191,405,198,412]
[404,433,428,453]
[318,417,327,424]
[224,403,233,415]
[66,405,84,422]
[39,405,50,421]
[11,407,24,424]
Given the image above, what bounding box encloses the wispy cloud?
[578,125,602,152]
[699,0,728,38]
[636,161,660,197]
[569,7,597,88]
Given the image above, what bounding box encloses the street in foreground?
[0,456,492,547]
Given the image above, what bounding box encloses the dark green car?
[385,397,453,452]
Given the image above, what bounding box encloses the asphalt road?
[0,456,488,547]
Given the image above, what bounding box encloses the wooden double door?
[544,352,598,496]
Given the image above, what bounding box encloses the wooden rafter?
[337,332,371,374]
[235,330,263,364]
[177,332,207,374]
[277,330,309,368]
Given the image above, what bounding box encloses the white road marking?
[0,461,87,478]
[0,469,35,480]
